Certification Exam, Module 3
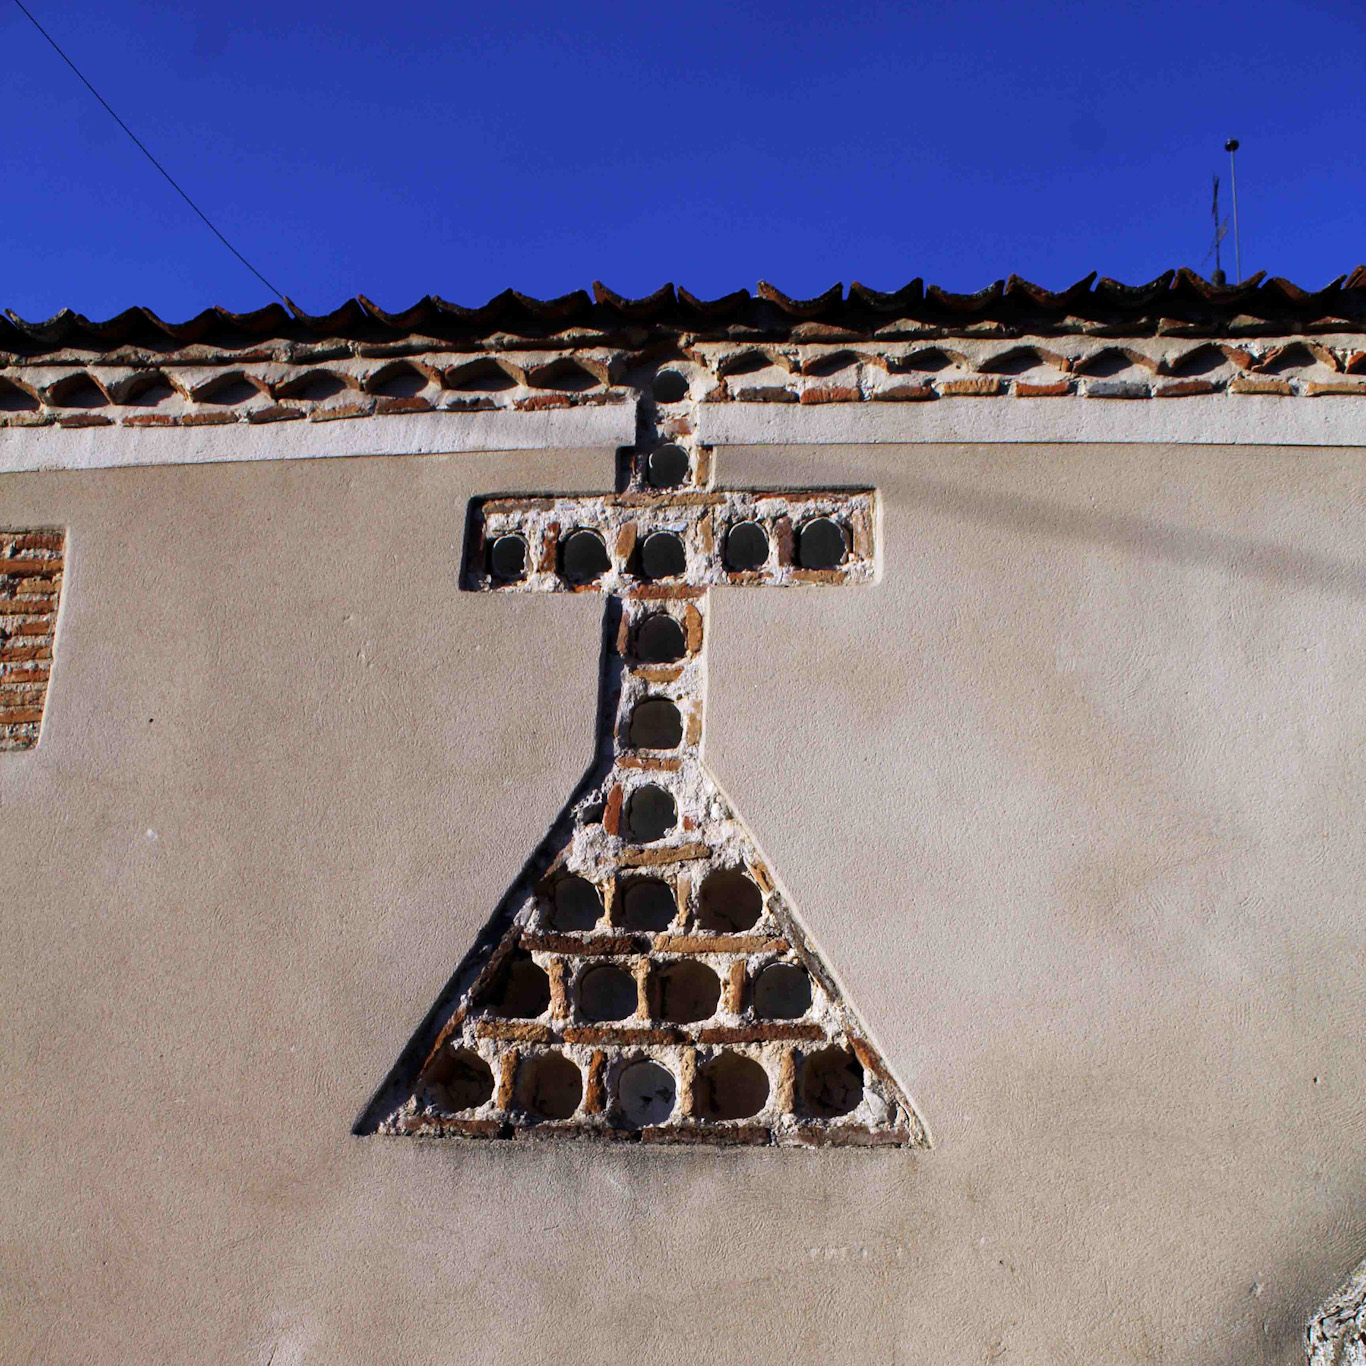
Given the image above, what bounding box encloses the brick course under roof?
[8,270,1366,432]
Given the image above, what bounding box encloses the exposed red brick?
[655,934,787,955]
[616,755,682,772]
[547,958,569,1020]
[726,959,748,1014]
[0,559,60,575]
[732,385,796,403]
[182,411,238,426]
[122,413,179,427]
[246,405,305,424]
[1230,377,1293,396]
[495,1050,518,1110]
[871,382,936,401]
[773,515,795,567]
[474,1020,553,1043]
[791,568,848,585]
[563,1026,684,1046]
[1304,382,1366,396]
[1155,380,1218,398]
[776,1048,797,1114]
[56,413,113,428]
[1015,380,1072,398]
[0,666,50,685]
[632,665,684,684]
[697,1024,825,1044]
[684,602,704,654]
[800,385,861,405]
[374,395,433,415]
[0,562,59,579]
[0,708,44,724]
[8,532,63,553]
[309,401,374,422]
[515,394,572,411]
[940,377,1003,397]
[583,1050,607,1113]
[602,783,623,836]
[522,933,643,955]
[636,958,657,1019]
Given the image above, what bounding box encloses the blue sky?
[3,0,1363,320]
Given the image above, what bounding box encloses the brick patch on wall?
[0,529,64,751]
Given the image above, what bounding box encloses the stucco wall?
[2,441,1364,1365]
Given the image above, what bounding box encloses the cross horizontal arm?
[465,487,877,593]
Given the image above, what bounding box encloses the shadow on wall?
[905,477,1366,601]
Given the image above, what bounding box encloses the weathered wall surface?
[2,441,1364,1365]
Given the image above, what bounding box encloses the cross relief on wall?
[359,436,925,1147]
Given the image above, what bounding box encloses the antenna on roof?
[1224,139,1242,284]
[1205,174,1230,285]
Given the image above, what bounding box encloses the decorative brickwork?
[0,529,64,750]
[6,333,1366,432]
[359,411,925,1148]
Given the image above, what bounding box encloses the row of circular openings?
[489,525,689,585]
[486,952,812,1025]
[551,868,764,933]
[487,514,850,585]
[425,1044,865,1125]
[723,516,847,572]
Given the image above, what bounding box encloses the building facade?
[3,271,1366,1364]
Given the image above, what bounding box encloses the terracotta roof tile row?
[7,268,1366,357]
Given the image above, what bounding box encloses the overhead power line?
[11,0,288,306]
